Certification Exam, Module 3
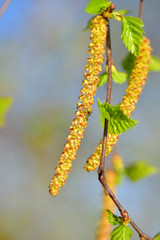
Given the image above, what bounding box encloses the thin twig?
[97,16,126,216]
[139,0,143,20]
[97,19,112,194]
[103,184,153,240]
[98,14,153,240]
[130,219,152,240]
[0,0,12,19]
[103,182,126,217]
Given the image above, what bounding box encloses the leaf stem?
[139,0,143,20]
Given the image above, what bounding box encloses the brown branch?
[130,219,152,240]
[103,185,153,240]
[97,16,127,218]
[97,14,153,240]
[0,0,12,19]
[97,19,112,195]
[139,0,143,20]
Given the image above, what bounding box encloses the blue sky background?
[0,1,160,239]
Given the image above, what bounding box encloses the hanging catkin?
[49,15,107,196]
[84,36,152,172]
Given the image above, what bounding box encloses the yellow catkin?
[96,170,117,240]
[84,36,152,172]
[49,15,107,196]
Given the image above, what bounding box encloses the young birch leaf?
[107,210,123,225]
[109,105,138,134]
[110,224,133,240]
[85,0,112,15]
[0,97,12,127]
[98,72,108,87]
[121,16,144,56]
[112,10,130,22]
[115,10,130,16]
[122,53,136,76]
[150,56,160,71]
[125,160,158,182]
[98,66,127,88]
[112,66,128,84]
[97,98,111,120]
[154,232,160,240]
[97,100,138,134]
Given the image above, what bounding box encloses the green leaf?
[0,97,12,127]
[107,210,123,225]
[121,16,144,56]
[97,99,139,134]
[122,53,136,76]
[112,66,128,84]
[115,10,130,16]
[125,160,158,182]
[150,55,160,71]
[85,0,112,15]
[98,72,108,87]
[112,10,130,21]
[98,67,127,88]
[154,232,160,240]
[110,224,133,240]
[97,99,111,120]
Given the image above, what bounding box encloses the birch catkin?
[49,15,107,196]
[84,36,152,172]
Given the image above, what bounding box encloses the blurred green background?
[0,0,160,239]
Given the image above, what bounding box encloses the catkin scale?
[84,36,152,172]
[49,15,108,197]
